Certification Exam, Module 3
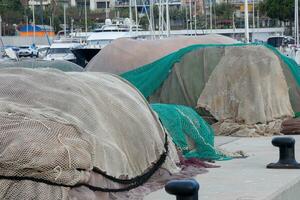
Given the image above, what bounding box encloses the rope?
[0,133,169,193]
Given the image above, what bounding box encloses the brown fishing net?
[0,68,180,199]
[86,34,238,73]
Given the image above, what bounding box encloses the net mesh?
[151,104,230,160]
[86,35,238,74]
[0,68,179,199]
[121,44,299,136]
[120,43,300,102]
[0,60,83,71]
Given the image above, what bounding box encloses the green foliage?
[260,0,294,22]
[169,7,185,21]
[215,2,234,19]
[0,0,23,11]
[0,0,25,35]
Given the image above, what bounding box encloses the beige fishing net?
[0,68,179,199]
[197,46,294,136]
[86,34,238,73]
[129,44,295,136]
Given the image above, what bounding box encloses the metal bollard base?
[267,162,300,169]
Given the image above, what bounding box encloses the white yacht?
[71,18,141,66]
[267,36,300,64]
[43,39,82,63]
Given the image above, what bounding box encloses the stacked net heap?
[0,60,83,72]
[121,44,300,136]
[86,35,240,160]
[86,34,239,74]
[0,68,179,199]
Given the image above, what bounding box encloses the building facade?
[28,0,52,6]
[181,0,204,15]
[70,0,113,10]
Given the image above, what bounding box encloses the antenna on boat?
[244,0,249,43]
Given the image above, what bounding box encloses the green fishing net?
[121,43,300,105]
[121,43,300,160]
[151,103,230,161]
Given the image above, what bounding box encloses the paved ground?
[145,136,300,200]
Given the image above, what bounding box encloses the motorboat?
[71,19,140,67]
[43,39,82,64]
[267,36,300,64]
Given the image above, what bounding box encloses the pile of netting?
[86,35,239,161]
[0,68,182,199]
[120,43,300,136]
[86,34,238,73]
[0,60,83,72]
[151,104,230,160]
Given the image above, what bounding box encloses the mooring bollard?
[165,179,199,200]
[267,137,300,169]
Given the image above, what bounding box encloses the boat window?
[267,37,283,48]
[88,40,112,46]
[283,37,295,45]
[48,48,72,54]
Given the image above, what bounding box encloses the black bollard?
[165,179,199,200]
[267,137,300,169]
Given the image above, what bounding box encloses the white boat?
[43,39,82,63]
[71,19,140,67]
[267,36,300,64]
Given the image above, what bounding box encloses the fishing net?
[151,104,230,161]
[86,34,238,74]
[0,68,179,199]
[0,60,83,71]
[121,44,299,136]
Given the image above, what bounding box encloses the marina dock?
[146,136,300,200]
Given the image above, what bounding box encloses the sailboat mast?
[105,0,109,18]
[166,0,170,37]
[209,0,212,31]
[0,16,2,37]
[252,0,255,28]
[129,0,133,33]
[63,3,67,38]
[295,0,299,47]
[85,0,88,41]
[32,3,36,44]
[244,0,249,43]
[194,0,197,35]
[149,0,155,37]
[134,0,138,33]
[189,0,192,33]
[159,0,162,35]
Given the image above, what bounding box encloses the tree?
[215,2,234,20]
[260,0,294,34]
[0,0,25,35]
[260,0,293,22]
